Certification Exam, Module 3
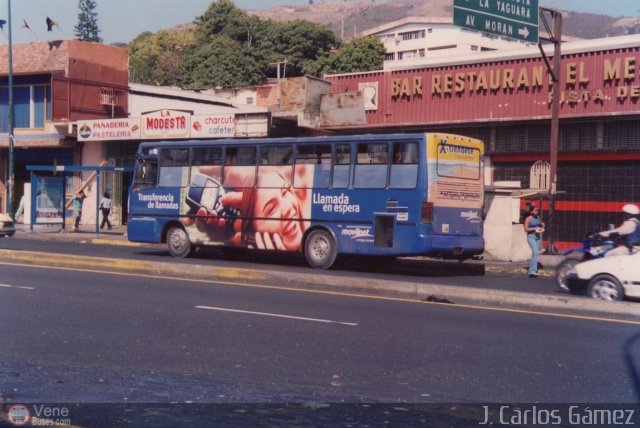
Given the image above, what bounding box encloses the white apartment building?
[361,17,533,70]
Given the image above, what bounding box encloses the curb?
[90,238,150,248]
[13,230,153,248]
[1,249,637,323]
[12,230,565,275]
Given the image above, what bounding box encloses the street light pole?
[538,7,562,255]
[547,10,562,255]
[6,0,14,217]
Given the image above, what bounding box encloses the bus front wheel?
[304,229,337,269]
[167,226,192,258]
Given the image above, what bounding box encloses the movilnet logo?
[7,404,30,426]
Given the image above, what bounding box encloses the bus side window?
[224,146,256,188]
[333,144,351,189]
[259,145,292,166]
[191,147,223,183]
[354,143,388,189]
[294,144,331,189]
[133,157,158,189]
[257,146,294,188]
[159,148,189,187]
[390,142,418,189]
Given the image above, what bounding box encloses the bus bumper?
[418,234,484,259]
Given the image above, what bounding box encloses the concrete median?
[1,249,637,323]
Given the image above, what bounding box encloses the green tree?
[303,36,385,76]
[193,0,255,44]
[183,35,264,88]
[128,30,195,86]
[268,20,340,77]
[130,0,346,88]
[74,0,102,43]
[183,0,340,87]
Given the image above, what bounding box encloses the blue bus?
[128,133,485,268]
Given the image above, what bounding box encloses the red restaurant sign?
[326,40,640,126]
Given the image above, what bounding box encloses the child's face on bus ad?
[252,171,305,250]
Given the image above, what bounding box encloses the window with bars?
[399,30,425,40]
[603,119,640,151]
[488,119,640,154]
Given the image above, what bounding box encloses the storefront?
[1,40,130,218]
[324,35,640,250]
[75,108,269,226]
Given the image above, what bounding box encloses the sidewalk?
[12,222,565,276]
[13,223,147,247]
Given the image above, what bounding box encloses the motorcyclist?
[598,203,640,256]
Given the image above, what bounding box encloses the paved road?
[2,263,638,406]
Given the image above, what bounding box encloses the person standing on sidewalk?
[99,191,113,230]
[72,190,86,232]
[524,205,545,278]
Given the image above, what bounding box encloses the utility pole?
[270,59,288,105]
[538,7,562,254]
[7,0,14,218]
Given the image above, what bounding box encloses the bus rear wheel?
[304,229,337,269]
[167,226,192,258]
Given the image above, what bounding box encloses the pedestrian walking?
[99,191,112,230]
[72,190,86,232]
[524,205,545,278]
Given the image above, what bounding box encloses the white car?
[565,251,640,301]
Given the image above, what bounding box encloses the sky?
[1,0,639,45]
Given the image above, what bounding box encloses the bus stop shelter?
[26,164,134,234]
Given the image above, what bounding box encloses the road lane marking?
[0,260,638,326]
[195,305,358,326]
[0,283,35,290]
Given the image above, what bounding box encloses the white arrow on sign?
[518,27,530,39]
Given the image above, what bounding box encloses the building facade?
[0,40,128,215]
[76,83,269,225]
[1,41,271,226]
[360,17,532,70]
[323,35,640,250]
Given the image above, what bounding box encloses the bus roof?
[137,133,481,150]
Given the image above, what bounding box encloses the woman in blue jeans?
[524,205,545,278]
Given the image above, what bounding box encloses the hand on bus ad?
[182,189,244,246]
[252,231,286,251]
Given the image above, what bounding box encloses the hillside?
[248,0,640,40]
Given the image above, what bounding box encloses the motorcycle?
[555,231,616,292]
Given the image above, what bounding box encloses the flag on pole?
[46,16,59,32]
[22,18,38,40]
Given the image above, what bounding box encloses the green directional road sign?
[453,0,539,43]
